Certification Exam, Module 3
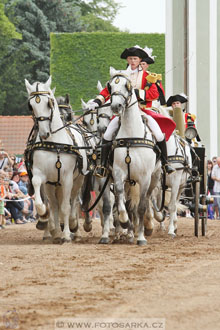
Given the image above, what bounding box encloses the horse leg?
[167,178,181,237]
[137,179,151,246]
[143,168,161,237]
[173,188,183,234]
[109,191,115,235]
[81,174,93,233]
[45,186,63,244]
[114,170,129,228]
[99,185,112,244]
[70,175,84,240]
[69,197,80,236]
[144,198,154,237]
[55,183,73,242]
[32,176,48,218]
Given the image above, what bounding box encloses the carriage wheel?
[201,195,207,236]
[194,181,200,237]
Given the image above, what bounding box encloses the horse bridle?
[28,83,55,129]
[107,74,133,107]
[82,109,97,127]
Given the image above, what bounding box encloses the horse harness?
[113,137,156,186]
[25,84,89,187]
[167,134,192,172]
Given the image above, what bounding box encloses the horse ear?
[45,75,52,88]
[97,80,103,92]
[52,87,56,95]
[65,94,70,104]
[81,99,87,110]
[25,79,32,94]
[110,66,117,77]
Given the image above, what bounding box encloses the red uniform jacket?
[98,70,159,108]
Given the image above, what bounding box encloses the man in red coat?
[140,46,166,106]
[87,45,175,176]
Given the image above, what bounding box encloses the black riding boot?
[157,138,175,174]
[95,139,111,178]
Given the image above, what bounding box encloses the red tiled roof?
[0,116,34,156]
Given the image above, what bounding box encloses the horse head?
[25,76,59,140]
[81,99,98,132]
[56,94,74,123]
[108,67,133,116]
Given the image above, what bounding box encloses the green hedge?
[50,32,165,111]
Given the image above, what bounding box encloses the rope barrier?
[0,196,32,202]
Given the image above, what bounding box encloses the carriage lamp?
[189,203,207,213]
[184,125,198,140]
[205,196,214,205]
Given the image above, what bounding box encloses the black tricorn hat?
[120,46,149,60]
[140,57,154,65]
[166,94,188,107]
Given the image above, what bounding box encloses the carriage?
[174,111,212,237]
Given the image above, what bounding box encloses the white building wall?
[165,0,220,158]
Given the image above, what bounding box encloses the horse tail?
[81,172,93,209]
[125,183,140,209]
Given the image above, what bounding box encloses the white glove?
[87,100,97,111]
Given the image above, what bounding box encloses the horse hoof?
[128,237,134,244]
[83,223,92,232]
[42,236,51,241]
[120,221,129,229]
[98,237,109,244]
[174,228,177,234]
[70,223,78,233]
[62,237,71,243]
[137,239,147,246]
[168,232,176,238]
[144,228,153,236]
[53,237,64,244]
[36,221,48,230]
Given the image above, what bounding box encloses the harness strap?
[81,173,111,212]
[25,141,82,157]
[46,151,62,186]
[113,137,155,185]
[113,138,155,149]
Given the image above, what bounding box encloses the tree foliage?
[0,0,21,113]
[1,0,120,115]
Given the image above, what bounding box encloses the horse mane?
[156,105,172,119]
[56,96,66,105]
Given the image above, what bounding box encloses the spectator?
[0,150,14,171]
[0,171,6,229]
[207,160,214,194]
[207,160,215,219]
[212,156,217,165]
[211,157,220,220]
[5,171,29,224]
[18,171,35,221]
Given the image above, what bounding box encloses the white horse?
[25,76,88,243]
[157,106,192,237]
[81,98,115,243]
[109,67,161,245]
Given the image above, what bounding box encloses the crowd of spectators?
[207,156,220,220]
[0,150,36,229]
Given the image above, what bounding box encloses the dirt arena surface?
[1,217,220,330]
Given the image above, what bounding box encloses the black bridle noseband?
[108,74,133,107]
[28,83,55,129]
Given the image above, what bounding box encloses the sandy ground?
[1,217,220,330]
